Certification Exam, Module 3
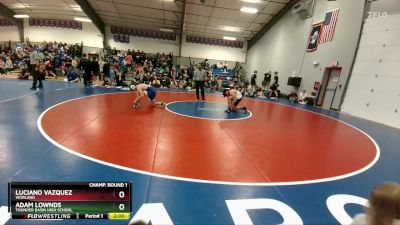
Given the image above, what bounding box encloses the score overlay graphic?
[8,182,131,220]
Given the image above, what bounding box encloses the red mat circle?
[39,92,378,184]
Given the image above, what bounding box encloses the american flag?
[319,8,340,44]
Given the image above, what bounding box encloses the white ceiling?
[0,0,86,21]
[88,0,184,33]
[0,0,292,41]
[184,0,289,41]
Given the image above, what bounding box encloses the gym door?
[317,68,342,110]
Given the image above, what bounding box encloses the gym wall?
[246,0,365,110]
[341,13,400,129]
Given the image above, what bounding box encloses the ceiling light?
[74,17,92,22]
[10,4,27,9]
[160,28,174,32]
[13,14,29,18]
[72,7,82,11]
[222,26,241,32]
[240,7,258,13]
[223,36,236,41]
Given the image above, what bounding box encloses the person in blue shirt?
[67,69,79,83]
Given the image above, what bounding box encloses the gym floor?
[0,78,399,225]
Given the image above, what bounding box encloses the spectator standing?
[125,52,133,70]
[250,70,257,96]
[79,54,87,74]
[64,55,72,72]
[203,59,210,70]
[80,54,91,86]
[102,62,110,86]
[268,74,280,99]
[90,57,100,82]
[262,71,272,90]
[223,61,228,71]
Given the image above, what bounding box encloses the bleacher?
[212,68,235,88]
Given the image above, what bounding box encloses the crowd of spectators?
[0,41,316,105]
[0,41,246,94]
[0,42,224,91]
[0,41,82,80]
[101,49,224,91]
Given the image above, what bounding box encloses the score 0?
[119,190,125,199]
[114,189,130,212]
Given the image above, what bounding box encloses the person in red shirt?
[124,52,133,70]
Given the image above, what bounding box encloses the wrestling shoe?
[132,103,141,108]
[242,106,247,113]
[225,109,231,113]
[161,101,166,106]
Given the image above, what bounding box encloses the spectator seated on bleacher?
[255,87,264,96]
[15,59,28,79]
[17,67,29,80]
[297,90,307,102]
[66,70,79,83]
[216,75,223,91]
[0,58,5,75]
[103,68,117,86]
[265,76,280,99]
[288,92,299,102]
[298,91,316,105]
[264,86,280,98]
[5,57,13,74]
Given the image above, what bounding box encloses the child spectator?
[0,59,4,75]
[268,75,279,99]
[37,61,46,81]
[44,58,57,78]
[5,57,13,74]
[17,61,29,80]
[262,71,272,90]
[108,67,117,85]
[61,61,66,76]
[66,68,79,83]
[351,182,400,225]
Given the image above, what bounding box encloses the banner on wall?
[29,19,82,30]
[314,81,321,92]
[113,34,130,44]
[111,26,176,41]
[0,19,14,27]
[306,22,323,52]
[319,8,340,44]
[185,35,244,49]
